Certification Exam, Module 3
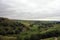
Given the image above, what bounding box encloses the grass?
[0,35,17,40]
[0,17,60,40]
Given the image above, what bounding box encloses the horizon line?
[0,17,60,21]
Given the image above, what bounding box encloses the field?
[0,17,60,40]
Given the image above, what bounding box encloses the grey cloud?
[0,0,60,19]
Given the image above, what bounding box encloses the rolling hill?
[0,17,60,40]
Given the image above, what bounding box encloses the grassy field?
[0,17,60,40]
[0,35,17,40]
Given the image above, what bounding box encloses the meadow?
[0,17,60,40]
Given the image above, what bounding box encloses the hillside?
[0,17,60,40]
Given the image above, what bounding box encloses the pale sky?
[0,0,60,20]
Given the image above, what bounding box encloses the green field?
[0,17,60,40]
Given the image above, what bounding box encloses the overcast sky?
[0,0,60,20]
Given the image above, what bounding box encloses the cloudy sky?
[0,0,60,20]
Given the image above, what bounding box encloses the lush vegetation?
[0,17,60,40]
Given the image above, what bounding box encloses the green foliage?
[0,17,60,40]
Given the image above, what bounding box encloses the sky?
[0,0,60,20]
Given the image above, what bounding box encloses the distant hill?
[0,17,60,40]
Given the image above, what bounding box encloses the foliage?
[0,17,60,40]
